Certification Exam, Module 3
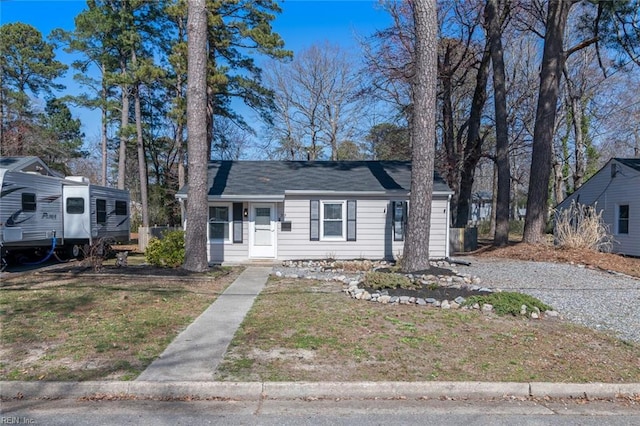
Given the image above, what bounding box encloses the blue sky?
[1,0,392,147]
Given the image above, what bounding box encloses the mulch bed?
[362,265,486,300]
[40,264,221,277]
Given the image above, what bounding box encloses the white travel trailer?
[0,157,130,265]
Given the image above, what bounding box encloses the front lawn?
[0,266,241,381]
[215,277,640,383]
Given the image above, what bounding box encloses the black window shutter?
[347,200,357,241]
[233,203,243,243]
[310,200,320,241]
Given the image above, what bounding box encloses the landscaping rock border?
[272,259,559,319]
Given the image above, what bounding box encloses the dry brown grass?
[215,278,640,383]
[554,201,612,252]
[0,267,241,381]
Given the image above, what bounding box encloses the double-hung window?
[322,202,345,240]
[209,205,231,241]
[310,200,356,241]
[618,205,629,235]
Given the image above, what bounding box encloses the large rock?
[379,295,392,304]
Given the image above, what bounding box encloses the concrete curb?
[2,381,638,401]
[529,382,640,399]
[262,381,530,399]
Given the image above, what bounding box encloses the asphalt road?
[2,398,639,426]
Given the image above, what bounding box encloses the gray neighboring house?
[0,156,63,177]
[556,158,640,257]
[176,161,453,263]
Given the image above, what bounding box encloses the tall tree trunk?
[183,0,209,272]
[569,95,584,189]
[523,0,574,244]
[403,0,437,273]
[455,46,491,228]
[553,157,564,205]
[101,67,108,187]
[118,63,130,190]
[131,48,149,228]
[490,163,497,237]
[133,86,149,228]
[177,124,186,190]
[0,82,4,151]
[440,44,461,223]
[486,0,510,246]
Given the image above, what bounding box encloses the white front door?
[250,203,276,258]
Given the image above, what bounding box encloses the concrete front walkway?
[136,266,272,381]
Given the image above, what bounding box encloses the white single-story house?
[556,158,639,257]
[176,161,453,264]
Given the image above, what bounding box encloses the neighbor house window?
[66,198,85,214]
[618,205,629,234]
[22,193,36,212]
[96,199,107,224]
[209,205,231,241]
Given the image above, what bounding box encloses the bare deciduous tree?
[523,0,576,244]
[264,42,362,160]
[486,0,510,246]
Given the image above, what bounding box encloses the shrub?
[364,271,418,291]
[145,230,185,268]
[463,292,551,316]
[83,238,114,272]
[554,201,612,252]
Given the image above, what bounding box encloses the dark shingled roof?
[615,158,640,172]
[176,161,452,197]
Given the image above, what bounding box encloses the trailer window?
[115,200,127,215]
[66,198,85,214]
[96,199,107,224]
[22,193,37,212]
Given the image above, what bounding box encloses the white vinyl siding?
[278,195,450,260]
[556,159,640,256]
[208,201,251,263]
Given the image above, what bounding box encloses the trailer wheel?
[69,245,84,260]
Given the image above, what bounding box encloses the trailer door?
[63,185,91,240]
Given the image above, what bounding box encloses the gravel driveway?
[458,256,640,344]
